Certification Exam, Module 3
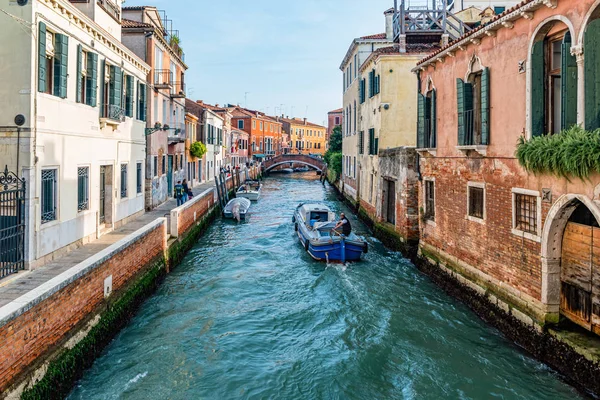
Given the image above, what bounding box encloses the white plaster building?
[0,0,150,268]
[203,109,224,181]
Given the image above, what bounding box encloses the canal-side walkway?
[0,181,216,309]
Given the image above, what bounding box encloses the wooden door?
[386,180,396,225]
[560,222,600,332]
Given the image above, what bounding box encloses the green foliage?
[516,126,600,180]
[325,151,342,180]
[21,260,167,400]
[329,125,342,153]
[189,141,207,159]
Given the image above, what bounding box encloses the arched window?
[417,78,437,149]
[585,13,600,130]
[531,22,576,136]
[456,57,490,146]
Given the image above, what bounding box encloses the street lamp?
[145,122,181,136]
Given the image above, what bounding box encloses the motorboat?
[223,197,251,221]
[292,202,368,262]
[293,166,310,172]
[237,179,262,201]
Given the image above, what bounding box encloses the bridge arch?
[264,161,323,172]
[262,154,325,172]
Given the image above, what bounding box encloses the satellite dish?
[14,114,25,127]
[17,0,28,5]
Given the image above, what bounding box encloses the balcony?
[167,124,185,144]
[97,0,120,22]
[457,110,487,156]
[100,104,124,129]
[154,70,172,89]
[170,81,186,99]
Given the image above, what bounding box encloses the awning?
[253,154,266,159]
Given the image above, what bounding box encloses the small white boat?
[292,203,368,262]
[293,166,309,172]
[223,198,251,221]
[237,180,262,201]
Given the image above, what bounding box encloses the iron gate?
[99,166,106,224]
[0,166,25,279]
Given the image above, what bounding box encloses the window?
[424,180,435,221]
[359,131,364,154]
[179,154,183,169]
[76,46,88,104]
[41,169,57,224]
[270,123,273,132]
[162,155,166,175]
[335,116,340,125]
[494,6,506,14]
[124,75,134,117]
[120,164,128,198]
[77,167,89,212]
[514,192,538,235]
[137,82,147,121]
[38,23,68,98]
[353,157,356,179]
[368,128,378,155]
[238,120,244,129]
[260,121,263,130]
[252,120,256,129]
[418,89,437,148]
[468,185,484,220]
[154,46,163,83]
[137,162,142,194]
[359,79,366,103]
[100,63,124,120]
[532,30,577,135]
[457,67,489,146]
[153,156,158,178]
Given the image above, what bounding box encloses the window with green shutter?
[38,22,47,93]
[137,82,147,121]
[76,44,83,103]
[86,52,98,107]
[561,32,577,130]
[531,40,545,136]
[480,68,490,145]
[417,93,426,148]
[368,128,377,155]
[125,75,134,117]
[585,19,600,131]
[359,131,364,154]
[53,33,68,98]
[429,89,437,147]
[108,65,123,120]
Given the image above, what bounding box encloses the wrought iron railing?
[0,166,25,278]
[102,104,125,122]
[171,81,186,98]
[154,69,173,87]
[97,0,120,21]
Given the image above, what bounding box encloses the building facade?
[0,0,150,269]
[415,0,600,333]
[279,117,327,156]
[121,6,188,210]
[339,10,395,204]
[230,107,283,160]
[327,108,343,147]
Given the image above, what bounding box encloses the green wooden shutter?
[376,75,381,94]
[562,33,577,130]
[86,52,98,106]
[125,75,134,117]
[585,19,600,131]
[54,34,68,98]
[99,59,105,117]
[457,78,466,145]
[531,40,546,136]
[38,22,47,93]
[417,93,426,148]
[109,66,123,111]
[431,89,437,148]
[481,67,490,145]
[358,79,363,104]
[76,44,83,103]
[374,137,379,154]
[136,82,140,120]
[140,83,147,121]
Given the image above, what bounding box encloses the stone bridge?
[262,154,325,172]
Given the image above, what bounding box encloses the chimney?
[304,118,307,125]
[384,8,395,41]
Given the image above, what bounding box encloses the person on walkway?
[174,181,184,206]
[333,212,352,236]
[182,179,189,203]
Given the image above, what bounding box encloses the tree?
[329,125,342,153]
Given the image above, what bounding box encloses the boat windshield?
[308,211,329,227]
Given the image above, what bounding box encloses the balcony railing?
[154,70,172,88]
[101,104,125,122]
[170,81,186,98]
[97,0,120,21]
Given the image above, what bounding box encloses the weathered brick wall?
[0,220,167,392]
[176,189,216,237]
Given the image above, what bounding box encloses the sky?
[123,0,393,126]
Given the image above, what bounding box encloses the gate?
[560,222,600,334]
[99,166,106,224]
[0,166,26,279]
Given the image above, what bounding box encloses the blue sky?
[123,0,393,125]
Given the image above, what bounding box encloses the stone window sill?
[456,145,487,156]
[425,219,436,227]
[511,228,541,243]
[467,215,485,225]
[416,148,437,157]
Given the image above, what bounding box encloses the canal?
[69,174,582,399]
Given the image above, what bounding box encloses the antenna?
[305,106,308,119]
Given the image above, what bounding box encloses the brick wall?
[172,189,216,238]
[0,219,167,392]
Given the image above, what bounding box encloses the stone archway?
[541,194,600,327]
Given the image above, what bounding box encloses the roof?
[417,0,536,65]
[360,33,387,40]
[122,6,148,11]
[278,117,326,129]
[360,44,439,72]
[328,108,343,114]
[121,19,153,29]
[229,107,282,124]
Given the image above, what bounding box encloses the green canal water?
[69,174,583,400]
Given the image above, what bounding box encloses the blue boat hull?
[297,230,365,262]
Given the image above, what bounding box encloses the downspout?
[416,70,422,182]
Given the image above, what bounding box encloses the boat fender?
[295,223,298,232]
[363,242,369,254]
[292,216,296,223]
[304,239,309,251]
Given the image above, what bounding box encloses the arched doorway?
[559,201,600,333]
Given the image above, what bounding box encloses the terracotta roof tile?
[360,33,387,40]
[328,108,343,114]
[121,18,153,29]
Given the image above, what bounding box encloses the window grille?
[77,167,89,212]
[120,164,128,198]
[515,194,537,234]
[41,169,57,223]
[136,163,142,194]
[468,186,484,219]
[425,180,435,220]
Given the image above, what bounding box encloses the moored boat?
[223,198,251,221]
[292,202,368,262]
[237,179,262,201]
